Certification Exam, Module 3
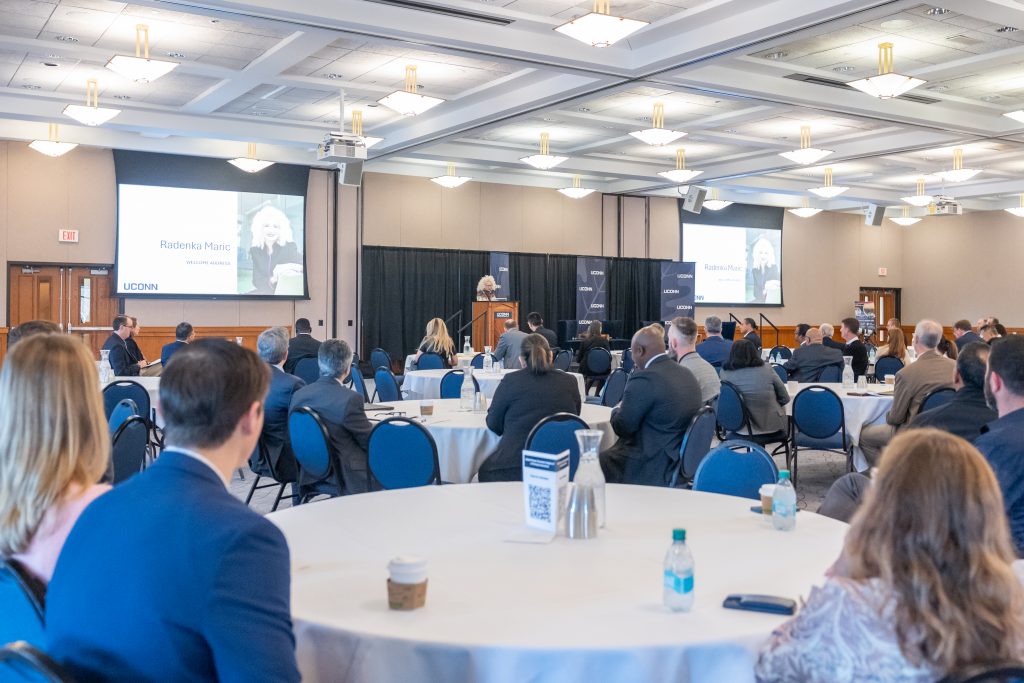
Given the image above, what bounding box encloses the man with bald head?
[858,319,956,466]
[782,328,844,382]
[599,325,702,487]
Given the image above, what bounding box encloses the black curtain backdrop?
[362,246,666,361]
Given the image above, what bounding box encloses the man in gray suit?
[783,328,844,382]
[493,319,528,369]
[859,319,956,466]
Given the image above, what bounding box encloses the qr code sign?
[528,484,551,523]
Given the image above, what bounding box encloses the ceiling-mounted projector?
[932,194,962,216]
[317,131,369,163]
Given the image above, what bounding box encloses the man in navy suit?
[100,315,147,376]
[695,315,732,367]
[160,321,194,366]
[290,338,372,496]
[740,317,762,351]
[251,326,305,500]
[47,339,300,682]
[953,319,983,351]
[284,317,322,375]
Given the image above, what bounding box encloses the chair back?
[107,398,139,435]
[938,663,1024,683]
[417,352,446,370]
[470,353,496,369]
[439,369,479,399]
[583,347,612,375]
[816,364,842,383]
[374,367,402,402]
[111,415,149,485]
[792,386,845,440]
[873,356,905,382]
[0,642,73,683]
[525,412,590,480]
[716,380,748,433]
[692,440,779,499]
[102,380,151,423]
[553,349,572,371]
[768,346,792,362]
[770,363,787,383]
[600,369,628,407]
[368,417,440,489]
[920,386,956,413]
[0,559,45,646]
[370,348,392,374]
[288,407,335,483]
[675,406,718,486]
[621,348,635,373]
[349,364,371,402]
[293,356,322,385]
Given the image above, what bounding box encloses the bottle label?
[663,569,693,594]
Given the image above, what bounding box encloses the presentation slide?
[682,224,782,305]
[116,185,305,297]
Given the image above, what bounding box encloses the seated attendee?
[284,318,321,374]
[250,327,305,494]
[47,339,300,682]
[289,339,371,496]
[0,334,110,584]
[839,317,869,380]
[793,323,811,348]
[493,319,527,369]
[527,312,558,350]
[600,326,701,487]
[995,322,1009,337]
[160,322,194,367]
[975,335,1024,556]
[937,335,959,360]
[577,320,612,393]
[860,320,956,466]
[885,317,900,335]
[981,324,1003,344]
[758,429,1024,683]
[741,317,762,350]
[782,328,843,383]
[481,335,581,482]
[819,322,843,351]
[720,339,789,435]
[910,342,995,443]
[125,316,161,377]
[414,317,456,368]
[668,316,720,404]
[7,320,60,346]
[875,327,907,362]
[953,318,982,350]
[101,315,147,376]
[695,315,732,367]
[817,471,871,523]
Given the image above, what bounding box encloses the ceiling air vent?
[783,73,940,104]
[361,0,513,25]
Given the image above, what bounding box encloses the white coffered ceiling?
[5,0,1024,210]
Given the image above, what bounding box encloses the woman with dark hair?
[577,320,612,392]
[480,334,581,482]
[937,335,959,361]
[720,338,789,435]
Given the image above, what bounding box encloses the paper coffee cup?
[387,556,428,610]
[759,484,776,516]
[420,401,434,417]
[884,374,896,385]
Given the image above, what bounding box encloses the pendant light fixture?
[658,148,702,183]
[935,148,982,183]
[558,175,595,198]
[787,196,822,218]
[431,162,472,188]
[105,24,178,83]
[351,110,383,149]
[228,143,274,173]
[554,0,648,47]
[702,188,732,211]
[779,125,833,165]
[901,177,933,207]
[889,206,921,226]
[378,66,444,116]
[1006,194,1024,217]
[29,123,77,157]
[847,42,925,99]
[520,132,568,170]
[630,103,686,146]
[63,79,120,126]
[807,167,848,198]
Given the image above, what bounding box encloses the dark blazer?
[695,336,732,367]
[955,331,982,350]
[160,340,187,367]
[534,326,559,350]
[744,331,762,350]
[46,451,299,682]
[284,333,321,375]
[101,333,138,376]
[843,339,869,379]
[821,336,844,351]
[600,355,702,487]
[250,241,302,294]
[125,336,145,363]
[976,409,1024,555]
[481,369,581,480]
[909,385,996,443]
[577,336,612,373]
[251,364,306,480]
[782,343,844,382]
[289,376,372,495]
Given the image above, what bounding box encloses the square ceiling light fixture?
[630,102,686,146]
[520,132,568,170]
[658,148,702,183]
[29,123,77,157]
[378,65,444,116]
[105,24,178,83]
[779,125,833,165]
[63,78,120,126]
[555,0,648,47]
[847,43,925,99]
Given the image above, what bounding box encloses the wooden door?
[66,267,119,358]
[859,288,900,343]
[9,265,63,330]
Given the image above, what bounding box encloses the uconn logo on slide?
[122,282,159,291]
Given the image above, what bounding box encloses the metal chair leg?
[244,474,262,505]
[271,483,287,512]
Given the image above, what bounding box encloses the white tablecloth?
[273,483,847,683]
[369,399,615,483]
[785,382,893,470]
[402,368,586,401]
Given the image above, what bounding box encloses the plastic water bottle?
[841,356,855,388]
[99,349,113,383]
[464,336,472,355]
[663,528,695,612]
[772,470,797,531]
[483,346,493,372]
[460,366,475,411]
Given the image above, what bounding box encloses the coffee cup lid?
[759,484,776,495]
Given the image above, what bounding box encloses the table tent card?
[522,449,569,533]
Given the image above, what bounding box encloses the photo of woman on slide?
[748,233,781,304]
[249,205,304,295]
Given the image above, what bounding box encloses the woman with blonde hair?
[415,317,456,368]
[876,327,908,362]
[0,334,111,583]
[249,205,303,295]
[756,429,1024,682]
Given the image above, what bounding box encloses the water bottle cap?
[672,528,686,542]
[779,470,790,480]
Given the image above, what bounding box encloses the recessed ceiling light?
[46,53,61,59]
[167,51,186,59]
[55,35,79,42]
[41,61,59,67]
[724,128,738,133]
[22,84,41,90]
[832,65,856,72]
[325,73,344,79]
[763,51,788,60]
[925,7,951,15]
[366,103,378,107]
[578,107,590,112]
[927,84,949,91]
[998,26,1019,33]
[542,116,556,122]
[112,94,131,100]
[323,119,338,124]
[601,124,616,129]
[637,115,651,122]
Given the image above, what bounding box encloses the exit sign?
[58,229,79,243]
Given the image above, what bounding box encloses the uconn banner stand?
[575,257,607,335]
[660,261,696,322]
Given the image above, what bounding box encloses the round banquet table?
[402,368,587,401]
[273,483,847,683]
[369,399,615,483]
[785,382,893,470]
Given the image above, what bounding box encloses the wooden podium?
[471,300,519,351]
